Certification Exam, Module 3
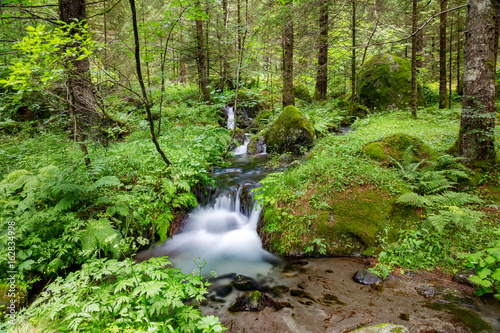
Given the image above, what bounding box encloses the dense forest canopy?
[0,0,500,332]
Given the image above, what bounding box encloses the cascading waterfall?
[226,106,235,129]
[136,113,277,276]
[232,134,251,155]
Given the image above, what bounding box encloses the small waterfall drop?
[136,128,275,276]
[226,106,235,129]
[233,134,251,155]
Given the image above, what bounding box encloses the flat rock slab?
[200,258,500,333]
[351,324,409,333]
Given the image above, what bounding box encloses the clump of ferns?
[393,153,484,233]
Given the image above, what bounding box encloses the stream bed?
[136,132,500,333]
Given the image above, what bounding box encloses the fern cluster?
[9,257,225,332]
[394,155,483,232]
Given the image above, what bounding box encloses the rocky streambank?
[200,258,500,333]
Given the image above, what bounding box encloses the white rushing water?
[135,127,276,277]
[233,134,250,155]
[226,106,235,129]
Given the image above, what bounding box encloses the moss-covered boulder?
[358,54,425,111]
[363,133,437,165]
[294,83,312,103]
[266,106,316,155]
[258,185,398,256]
[254,110,272,128]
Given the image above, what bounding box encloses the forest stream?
[135,119,500,333]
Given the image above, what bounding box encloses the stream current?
[136,112,500,332]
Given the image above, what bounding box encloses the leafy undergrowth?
[0,86,231,291]
[7,256,225,333]
[257,107,500,300]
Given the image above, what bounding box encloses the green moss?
[294,83,312,103]
[363,142,387,161]
[363,133,437,165]
[427,303,493,333]
[358,54,425,111]
[317,187,393,251]
[266,105,316,155]
[254,110,272,127]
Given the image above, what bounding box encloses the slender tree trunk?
[58,0,93,168]
[494,2,500,67]
[439,0,447,109]
[128,0,171,165]
[195,0,211,102]
[351,0,357,103]
[282,0,294,107]
[449,19,453,107]
[179,18,187,83]
[411,0,418,117]
[456,15,462,95]
[416,29,423,68]
[314,0,328,100]
[221,0,229,89]
[458,0,496,162]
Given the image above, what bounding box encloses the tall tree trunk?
[221,0,230,89]
[314,0,328,100]
[411,0,418,118]
[351,0,357,103]
[195,0,211,102]
[456,13,462,95]
[494,2,500,67]
[58,0,93,168]
[179,18,187,83]
[458,0,496,162]
[416,30,424,68]
[282,0,294,107]
[449,19,453,107]
[128,0,171,165]
[439,0,447,109]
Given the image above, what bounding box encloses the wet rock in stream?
[353,268,383,285]
[215,285,233,298]
[231,275,259,291]
[228,290,292,312]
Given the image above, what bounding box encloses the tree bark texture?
[459,0,497,162]
[439,0,448,109]
[314,0,328,100]
[411,0,418,117]
[196,0,211,102]
[59,0,96,127]
[282,0,294,108]
[58,0,93,167]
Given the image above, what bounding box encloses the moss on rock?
[358,54,425,111]
[342,104,371,125]
[294,83,312,103]
[266,106,316,155]
[363,133,437,165]
[259,185,398,256]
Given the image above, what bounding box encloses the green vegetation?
[265,105,316,155]
[358,54,425,111]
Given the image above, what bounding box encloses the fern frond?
[397,192,431,208]
[428,191,483,207]
[55,193,79,211]
[82,218,122,257]
[418,176,453,195]
[437,169,470,181]
[91,176,121,190]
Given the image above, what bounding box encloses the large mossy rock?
[258,185,399,256]
[363,133,437,165]
[358,54,424,111]
[266,106,316,155]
